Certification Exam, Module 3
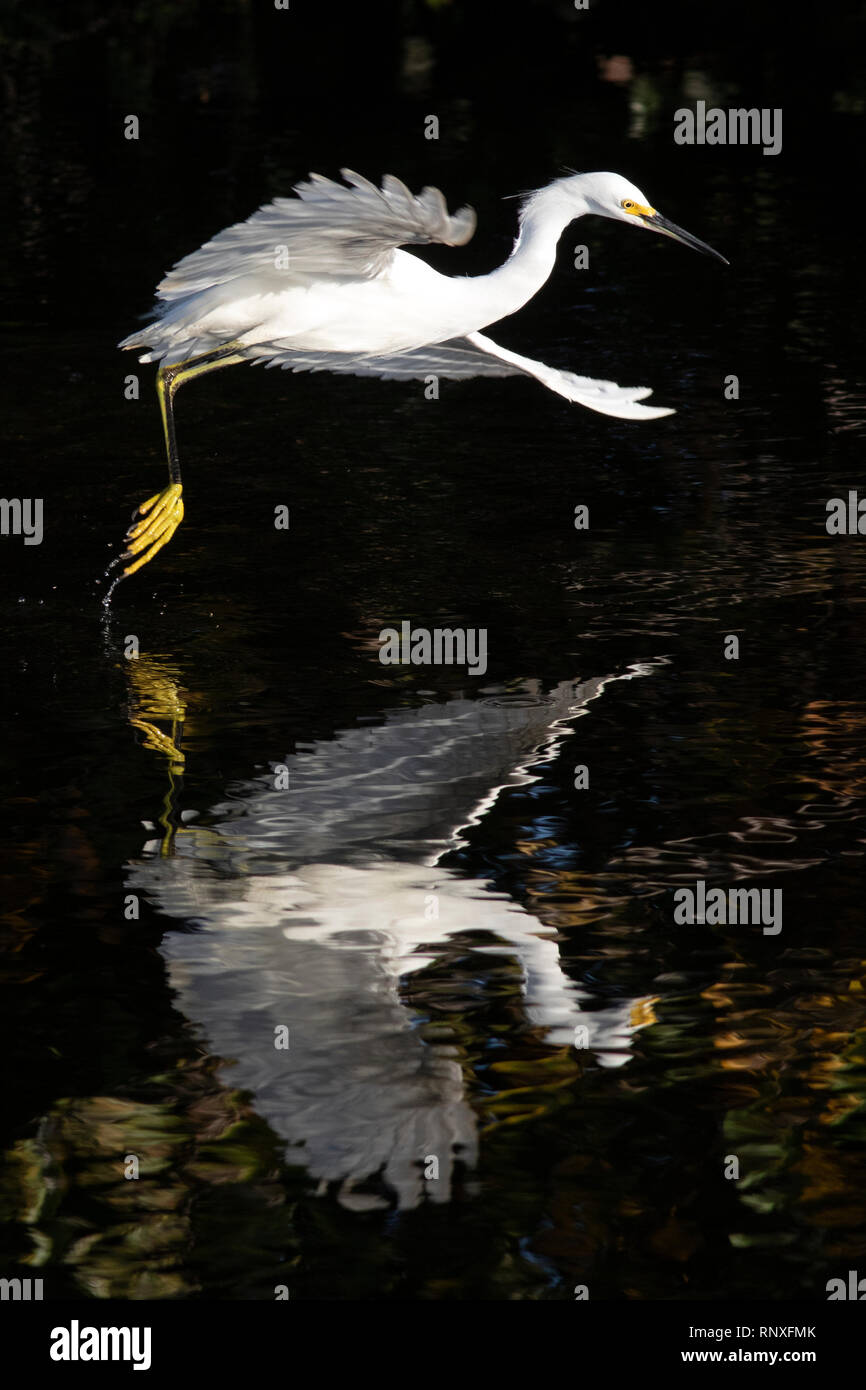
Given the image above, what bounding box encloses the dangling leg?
[109,342,246,579]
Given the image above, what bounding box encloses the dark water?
[1,3,865,1300]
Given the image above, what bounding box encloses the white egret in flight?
[113,169,727,579]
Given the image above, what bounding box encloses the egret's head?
[562,171,728,265]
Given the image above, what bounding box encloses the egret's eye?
[621,199,636,211]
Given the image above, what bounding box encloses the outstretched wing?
[156,170,476,303]
[466,332,675,419]
[251,337,520,380]
[246,334,676,421]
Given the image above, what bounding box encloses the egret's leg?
[112,343,246,579]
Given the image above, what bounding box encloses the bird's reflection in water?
[127,662,664,1209]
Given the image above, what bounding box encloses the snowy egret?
[114,169,727,579]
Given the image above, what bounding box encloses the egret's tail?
[118,321,226,366]
[118,285,240,365]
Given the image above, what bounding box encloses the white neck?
[469,186,586,325]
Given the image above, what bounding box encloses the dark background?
[0,0,865,1302]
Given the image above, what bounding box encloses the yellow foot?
[116,483,184,577]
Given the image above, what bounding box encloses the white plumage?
[109,168,726,584]
[121,167,727,419]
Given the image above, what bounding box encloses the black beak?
[642,213,729,266]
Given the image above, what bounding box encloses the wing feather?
[155,170,476,304]
[247,334,676,419]
[250,338,522,380]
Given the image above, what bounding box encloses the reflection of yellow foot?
[120,483,184,577]
[129,718,186,770]
[127,657,187,771]
[126,656,189,852]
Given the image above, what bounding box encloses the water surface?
[1,3,865,1300]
